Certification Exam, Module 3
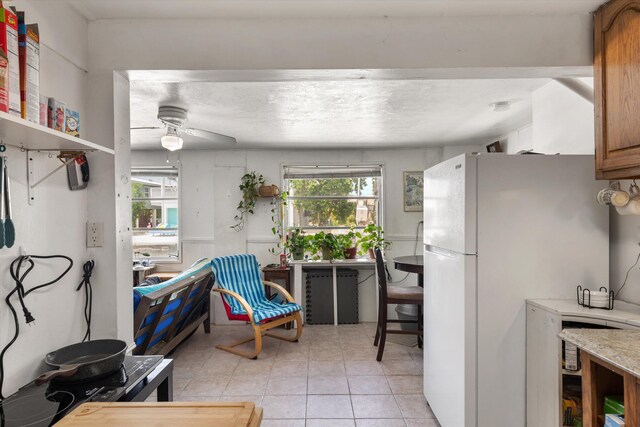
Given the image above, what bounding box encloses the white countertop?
[527,298,640,327]
[289,259,376,266]
[559,328,640,378]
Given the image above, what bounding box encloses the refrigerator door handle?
[425,244,463,258]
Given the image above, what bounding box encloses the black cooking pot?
[35,339,127,385]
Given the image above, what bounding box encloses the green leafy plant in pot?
[336,228,358,259]
[307,231,341,260]
[357,223,391,259]
[231,171,265,231]
[284,227,306,260]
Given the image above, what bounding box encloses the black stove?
[0,356,165,427]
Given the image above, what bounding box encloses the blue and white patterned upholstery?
[211,254,302,323]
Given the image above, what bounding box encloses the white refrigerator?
[422,154,608,427]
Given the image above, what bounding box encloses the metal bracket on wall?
[26,150,90,205]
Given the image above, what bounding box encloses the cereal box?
[0,50,7,112]
[65,108,79,138]
[48,97,65,131]
[38,93,46,125]
[0,3,19,116]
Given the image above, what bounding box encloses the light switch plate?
[87,222,103,247]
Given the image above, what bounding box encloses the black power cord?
[76,260,95,342]
[0,254,73,400]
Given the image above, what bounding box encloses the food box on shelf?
[604,395,624,415]
[38,93,47,125]
[0,50,7,112]
[48,98,65,131]
[605,414,625,427]
[0,3,18,115]
[65,108,79,137]
[18,16,38,123]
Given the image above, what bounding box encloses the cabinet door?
[595,0,640,179]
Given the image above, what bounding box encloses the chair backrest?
[374,248,388,302]
[211,254,266,311]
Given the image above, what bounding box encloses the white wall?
[499,124,533,154]
[132,147,442,323]
[531,80,595,155]
[0,1,91,396]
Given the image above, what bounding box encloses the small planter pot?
[291,248,305,260]
[321,247,333,260]
[368,248,375,259]
[345,247,358,259]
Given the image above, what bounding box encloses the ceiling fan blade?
[182,128,237,145]
[131,126,163,130]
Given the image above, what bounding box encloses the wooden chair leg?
[417,304,423,349]
[376,305,388,361]
[374,291,383,347]
[216,323,263,359]
[264,312,303,343]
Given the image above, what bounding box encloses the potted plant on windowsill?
[357,223,391,259]
[337,227,358,259]
[307,231,341,260]
[284,227,306,260]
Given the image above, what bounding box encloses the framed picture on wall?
[403,171,424,212]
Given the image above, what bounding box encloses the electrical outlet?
[87,222,103,248]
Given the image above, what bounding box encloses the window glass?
[131,167,180,261]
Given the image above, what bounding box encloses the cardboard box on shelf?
[38,93,46,125]
[0,3,19,116]
[48,98,65,131]
[65,108,79,137]
[0,51,7,112]
[17,11,38,122]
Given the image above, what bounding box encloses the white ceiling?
[129,77,549,150]
[69,0,603,20]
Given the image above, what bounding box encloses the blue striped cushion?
[211,254,302,323]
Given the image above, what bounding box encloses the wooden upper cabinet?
[595,0,640,179]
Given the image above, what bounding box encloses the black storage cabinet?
[305,268,359,324]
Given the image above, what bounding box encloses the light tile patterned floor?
[167,323,441,427]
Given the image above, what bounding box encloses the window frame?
[131,165,182,264]
[281,163,385,234]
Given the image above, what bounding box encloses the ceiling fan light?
[161,128,183,151]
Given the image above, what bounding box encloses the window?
[131,166,180,261]
[284,165,382,234]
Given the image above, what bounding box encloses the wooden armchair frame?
[213,280,302,359]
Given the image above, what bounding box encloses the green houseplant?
[284,227,306,260]
[231,172,265,231]
[336,228,358,259]
[269,191,288,255]
[307,231,341,260]
[357,223,391,258]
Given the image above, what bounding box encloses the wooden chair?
[211,254,303,359]
[373,248,423,361]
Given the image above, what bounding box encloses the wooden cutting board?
[56,402,263,426]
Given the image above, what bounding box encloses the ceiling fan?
[131,106,237,151]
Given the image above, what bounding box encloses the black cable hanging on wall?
[76,260,95,342]
[0,254,73,400]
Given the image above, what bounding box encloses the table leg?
[332,266,338,326]
[157,374,173,402]
[293,264,304,325]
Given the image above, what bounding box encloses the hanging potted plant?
[231,171,265,231]
[357,223,391,259]
[269,191,288,255]
[284,227,306,260]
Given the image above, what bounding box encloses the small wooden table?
[393,255,424,287]
[261,266,291,297]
